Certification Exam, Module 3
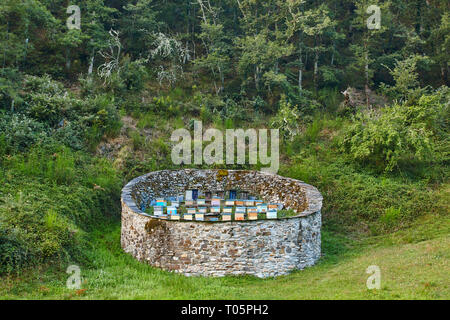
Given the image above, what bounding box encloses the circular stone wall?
[121,169,322,278]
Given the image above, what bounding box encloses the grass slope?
[1,214,448,300]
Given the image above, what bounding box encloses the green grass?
[1,214,448,300]
[0,105,448,300]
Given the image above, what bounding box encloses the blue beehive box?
[167,206,177,215]
[156,198,167,206]
[197,199,206,206]
[257,204,268,213]
[267,209,277,219]
[210,206,221,213]
[235,207,246,214]
[171,201,180,207]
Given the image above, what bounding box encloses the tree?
[350,0,390,106]
[193,0,231,94]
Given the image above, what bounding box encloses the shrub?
[339,95,446,172]
[271,95,300,141]
[0,113,48,152]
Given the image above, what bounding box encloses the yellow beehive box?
[195,213,204,221]
[248,212,258,220]
[234,212,245,221]
[244,200,254,206]
[221,213,232,221]
[225,200,235,206]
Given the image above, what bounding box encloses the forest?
[0,0,449,299]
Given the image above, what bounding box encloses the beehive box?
[167,206,177,215]
[210,206,221,213]
[235,207,246,213]
[206,214,220,222]
[247,207,257,213]
[248,212,258,220]
[187,207,196,214]
[153,206,164,215]
[254,200,263,205]
[257,204,268,213]
[234,212,245,221]
[156,198,167,206]
[221,213,232,221]
[183,214,193,221]
[235,200,244,206]
[195,213,204,221]
[266,210,278,219]
[198,207,207,213]
[211,197,221,206]
[223,207,233,213]
[244,200,254,206]
[170,214,180,220]
[185,200,195,206]
[171,201,180,207]
[225,200,235,206]
[197,199,206,206]
[268,203,279,210]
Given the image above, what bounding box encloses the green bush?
[0,113,48,152]
[0,143,122,274]
[271,95,300,141]
[339,94,447,172]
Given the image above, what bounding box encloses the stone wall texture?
[121,169,323,278]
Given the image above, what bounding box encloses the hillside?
[0,0,449,300]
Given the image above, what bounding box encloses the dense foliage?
[0,0,448,279]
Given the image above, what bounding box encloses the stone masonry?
[121,169,323,278]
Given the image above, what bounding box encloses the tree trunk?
[314,50,319,93]
[65,48,71,70]
[298,53,303,94]
[255,65,260,91]
[364,48,370,108]
[88,50,95,75]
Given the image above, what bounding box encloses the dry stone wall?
[121,169,323,278]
